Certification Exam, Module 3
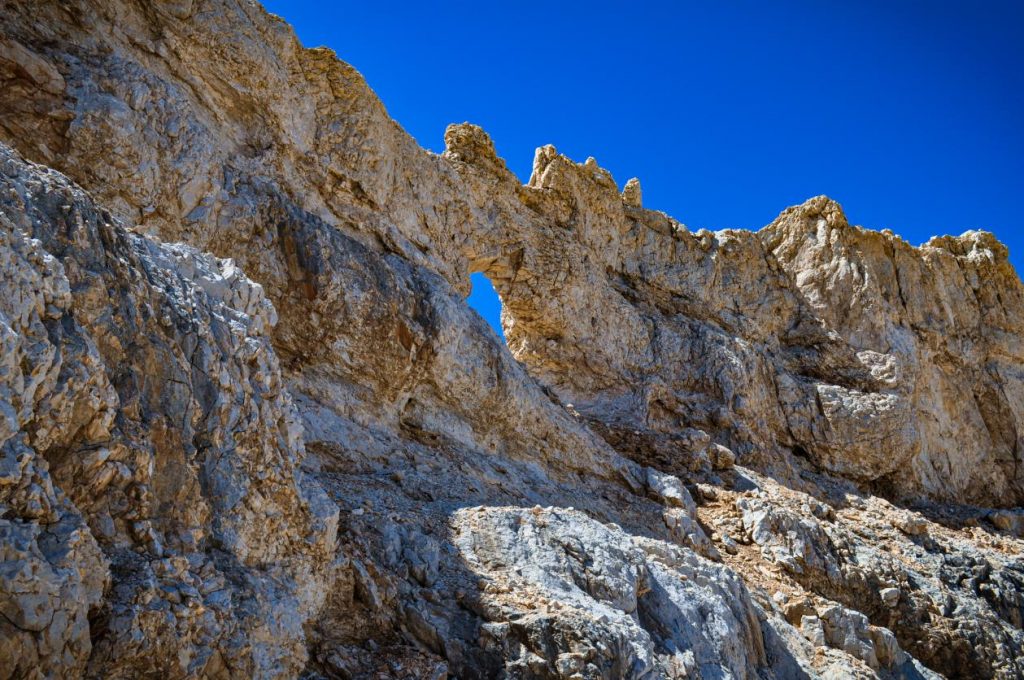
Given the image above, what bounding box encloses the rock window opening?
[467,271,506,342]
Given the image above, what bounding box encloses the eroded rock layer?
[0,2,1022,679]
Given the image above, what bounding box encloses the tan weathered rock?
[622,177,643,208]
[763,199,1024,504]
[0,146,336,678]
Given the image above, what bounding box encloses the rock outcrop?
[0,2,1022,679]
[0,145,336,678]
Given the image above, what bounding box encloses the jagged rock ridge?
[0,2,1022,679]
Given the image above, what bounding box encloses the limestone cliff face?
[1,2,1023,679]
[0,146,336,678]
[764,208,1024,504]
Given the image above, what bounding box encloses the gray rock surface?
[0,146,336,678]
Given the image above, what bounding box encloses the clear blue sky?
[264,0,1023,338]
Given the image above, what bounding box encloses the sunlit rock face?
[0,2,1022,678]
[0,145,336,679]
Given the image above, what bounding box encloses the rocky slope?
[0,1,1022,679]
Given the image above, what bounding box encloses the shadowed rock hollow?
[0,2,1022,678]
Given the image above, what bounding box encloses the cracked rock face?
[1,1,1023,679]
[763,202,1024,504]
[0,146,336,678]
[450,506,767,679]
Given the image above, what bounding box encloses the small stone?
[782,598,815,626]
[709,444,736,471]
[720,534,739,554]
[645,467,697,515]
[880,587,900,607]
[800,615,826,647]
[989,510,1024,536]
[894,514,928,536]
